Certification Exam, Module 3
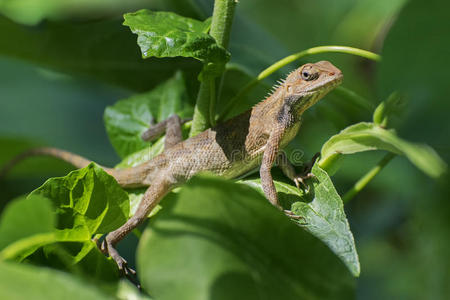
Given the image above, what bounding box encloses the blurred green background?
[0,0,448,299]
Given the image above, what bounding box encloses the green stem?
[218,45,380,121]
[209,79,217,126]
[317,152,342,173]
[209,0,236,49]
[342,153,395,203]
[258,45,380,80]
[190,0,237,136]
[191,80,214,136]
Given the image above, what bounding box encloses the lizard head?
[283,61,343,114]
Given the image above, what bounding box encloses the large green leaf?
[241,165,360,277]
[104,72,193,159]
[0,16,200,92]
[0,262,112,300]
[319,122,447,177]
[123,9,230,64]
[0,0,152,25]
[0,195,55,261]
[137,176,355,300]
[30,163,129,236]
[0,164,129,264]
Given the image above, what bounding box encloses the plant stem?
[209,0,236,49]
[209,79,217,126]
[218,45,380,121]
[342,153,395,203]
[258,46,380,80]
[191,80,214,136]
[190,0,237,136]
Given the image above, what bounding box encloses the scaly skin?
[1,61,343,275]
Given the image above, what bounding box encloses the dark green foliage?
[0,0,448,299]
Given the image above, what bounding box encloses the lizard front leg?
[260,129,299,219]
[99,177,172,275]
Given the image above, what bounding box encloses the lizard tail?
[0,147,107,178]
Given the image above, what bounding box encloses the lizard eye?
[300,66,319,81]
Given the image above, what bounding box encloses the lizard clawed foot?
[99,238,136,277]
[293,152,320,193]
[283,209,302,220]
[293,172,316,192]
[283,210,309,225]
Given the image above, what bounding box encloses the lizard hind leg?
[141,114,191,150]
[99,177,172,276]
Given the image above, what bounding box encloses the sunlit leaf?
[0,195,55,261]
[123,9,230,65]
[241,165,360,277]
[0,164,129,267]
[319,122,447,177]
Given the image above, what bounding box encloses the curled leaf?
[319,122,447,177]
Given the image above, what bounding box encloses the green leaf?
[123,10,230,64]
[116,279,153,300]
[0,0,154,25]
[319,122,447,177]
[241,165,360,277]
[104,72,192,159]
[0,163,130,264]
[293,165,360,276]
[372,91,405,127]
[128,188,162,218]
[0,262,111,300]
[0,15,200,92]
[115,138,165,169]
[30,163,129,235]
[0,168,122,278]
[137,176,355,300]
[0,195,56,261]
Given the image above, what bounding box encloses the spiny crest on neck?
[263,69,296,99]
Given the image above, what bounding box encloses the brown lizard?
[1,61,343,275]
